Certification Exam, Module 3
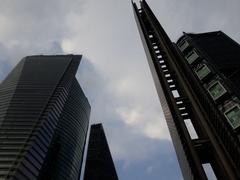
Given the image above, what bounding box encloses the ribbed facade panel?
[40,78,90,180]
[0,55,90,180]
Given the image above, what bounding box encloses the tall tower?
[0,55,90,180]
[84,123,119,180]
[133,1,240,179]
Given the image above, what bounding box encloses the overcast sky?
[0,0,240,179]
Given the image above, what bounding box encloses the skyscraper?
[0,55,90,180]
[133,1,240,179]
[84,123,118,180]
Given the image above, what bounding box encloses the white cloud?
[116,106,170,140]
[0,0,86,66]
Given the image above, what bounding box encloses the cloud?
[76,53,180,178]
[0,0,87,66]
[116,106,169,140]
[69,0,171,143]
[147,0,240,42]
[77,57,171,163]
[115,139,182,180]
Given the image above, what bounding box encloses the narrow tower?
[84,123,119,180]
[133,1,240,179]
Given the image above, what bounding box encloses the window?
[178,40,189,52]
[202,163,217,180]
[185,49,199,64]
[172,90,180,98]
[194,64,211,80]
[184,119,198,139]
[207,81,227,100]
[224,105,240,129]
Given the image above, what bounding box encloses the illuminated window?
[207,81,227,100]
[194,64,211,80]
[185,49,199,64]
[224,105,240,129]
[178,40,189,52]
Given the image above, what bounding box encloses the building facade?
[177,31,240,131]
[0,55,90,180]
[133,1,240,179]
[84,123,118,180]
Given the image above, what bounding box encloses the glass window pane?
[225,106,240,129]
[178,40,189,52]
[208,81,226,100]
[185,50,199,64]
[195,64,211,80]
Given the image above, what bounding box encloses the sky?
[0,0,240,179]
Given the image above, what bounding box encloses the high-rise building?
[0,55,90,180]
[133,1,240,179]
[84,123,118,180]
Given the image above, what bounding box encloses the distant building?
[0,55,90,180]
[133,0,240,179]
[84,123,118,180]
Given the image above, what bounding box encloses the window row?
[179,39,240,130]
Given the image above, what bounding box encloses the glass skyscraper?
[0,55,90,180]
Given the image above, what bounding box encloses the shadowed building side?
[84,123,118,180]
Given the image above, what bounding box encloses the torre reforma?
[0,55,90,179]
[133,1,240,179]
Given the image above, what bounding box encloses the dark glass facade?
[133,1,240,179]
[0,55,90,180]
[84,124,118,180]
